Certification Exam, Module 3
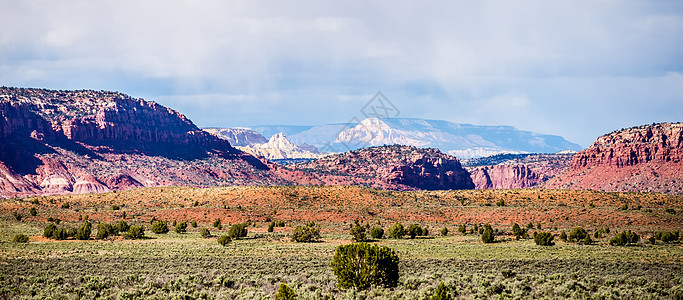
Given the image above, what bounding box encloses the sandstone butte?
[544,123,683,194]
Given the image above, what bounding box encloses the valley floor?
[1,186,682,299]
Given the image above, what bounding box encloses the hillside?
[289,145,474,190]
[544,123,683,194]
[0,87,288,198]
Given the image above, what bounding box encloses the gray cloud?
[1,0,682,147]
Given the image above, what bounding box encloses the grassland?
[1,186,683,299]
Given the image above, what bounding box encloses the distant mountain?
[235,132,324,160]
[205,128,322,160]
[203,128,267,147]
[248,118,583,158]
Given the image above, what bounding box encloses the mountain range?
[239,117,582,159]
[1,87,680,197]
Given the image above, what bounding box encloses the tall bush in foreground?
[274,282,296,300]
[331,242,399,290]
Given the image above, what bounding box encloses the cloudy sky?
[1,0,682,147]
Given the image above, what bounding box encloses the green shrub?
[496,199,505,207]
[75,221,92,240]
[661,231,678,243]
[526,222,534,229]
[292,223,321,243]
[13,234,29,243]
[370,226,384,239]
[111,204,120,210]
[193,200,199,207]
[431,281,452,300]
[481,224,495,243]
[61,202,70,209]
[584,235,594,245]
[331,242,399,289]
[44,224,57,238]
[190,220,197,228]
[458,224,466,234]
[268,221,275,232]
[665,208,676,215]
[408,224,425,239]
[116,220,130,233]
[534,232,554,246]
[213,219,221,228]
[274,282,296,300]
[12,211,22,221]
[200,228,211,238]
[174,221,187,234]
[512,223,528,239]
[217,235,231,246]
[648,236,656,244]
[387,222,405,239]
[560,231,567,242]
[440,227,449,236]
[350,220,367,242]
[96,223,115,239]
[228,222,248,239]
[150,221,169,234]
[52,227,70,240]
[610,230,639,246]
[30,207,37,216]
[125,226,145,239]
[568,227,588,243]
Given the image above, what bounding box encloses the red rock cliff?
[544,123,683,194]
[291,145,475,191]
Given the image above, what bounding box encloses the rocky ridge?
[0,87,282,197]
[544,123,683,194]
[289,145,474,191]
[463,153,574,189]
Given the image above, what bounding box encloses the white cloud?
[1,0,682,146]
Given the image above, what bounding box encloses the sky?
[1,1,682,147]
